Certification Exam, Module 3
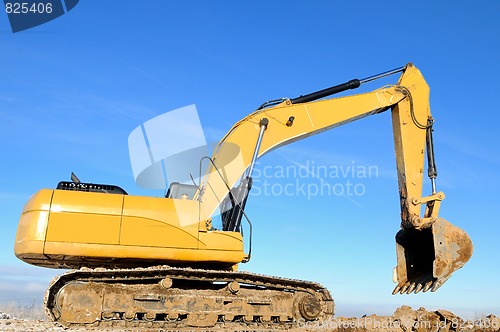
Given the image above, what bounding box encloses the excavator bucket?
[393,218,473,294]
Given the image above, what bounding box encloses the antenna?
[71,172,81,184]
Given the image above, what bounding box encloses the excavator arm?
[198,63,472,294]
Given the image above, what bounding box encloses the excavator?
[14,63,473,329]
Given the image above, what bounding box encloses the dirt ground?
[0,306,499,331]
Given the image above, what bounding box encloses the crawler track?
[44,266,334,329]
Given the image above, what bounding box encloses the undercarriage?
[45,266,334,329]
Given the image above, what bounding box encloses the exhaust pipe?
[393,218,473,294]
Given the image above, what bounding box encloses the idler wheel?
[294,293,321,321]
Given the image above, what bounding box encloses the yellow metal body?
[16,189,244,269]
[15,64,472,292]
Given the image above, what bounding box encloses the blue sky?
[1,0,499,318]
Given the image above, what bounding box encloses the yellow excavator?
[14,63,473,329]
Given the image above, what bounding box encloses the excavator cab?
[394,218,473,294]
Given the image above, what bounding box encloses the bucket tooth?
[406,282,416,294]
[393,218,472,295]
[414,282,424,294]
[422,280,433,293]
[399,282,410,294]
[392,284,402,295]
